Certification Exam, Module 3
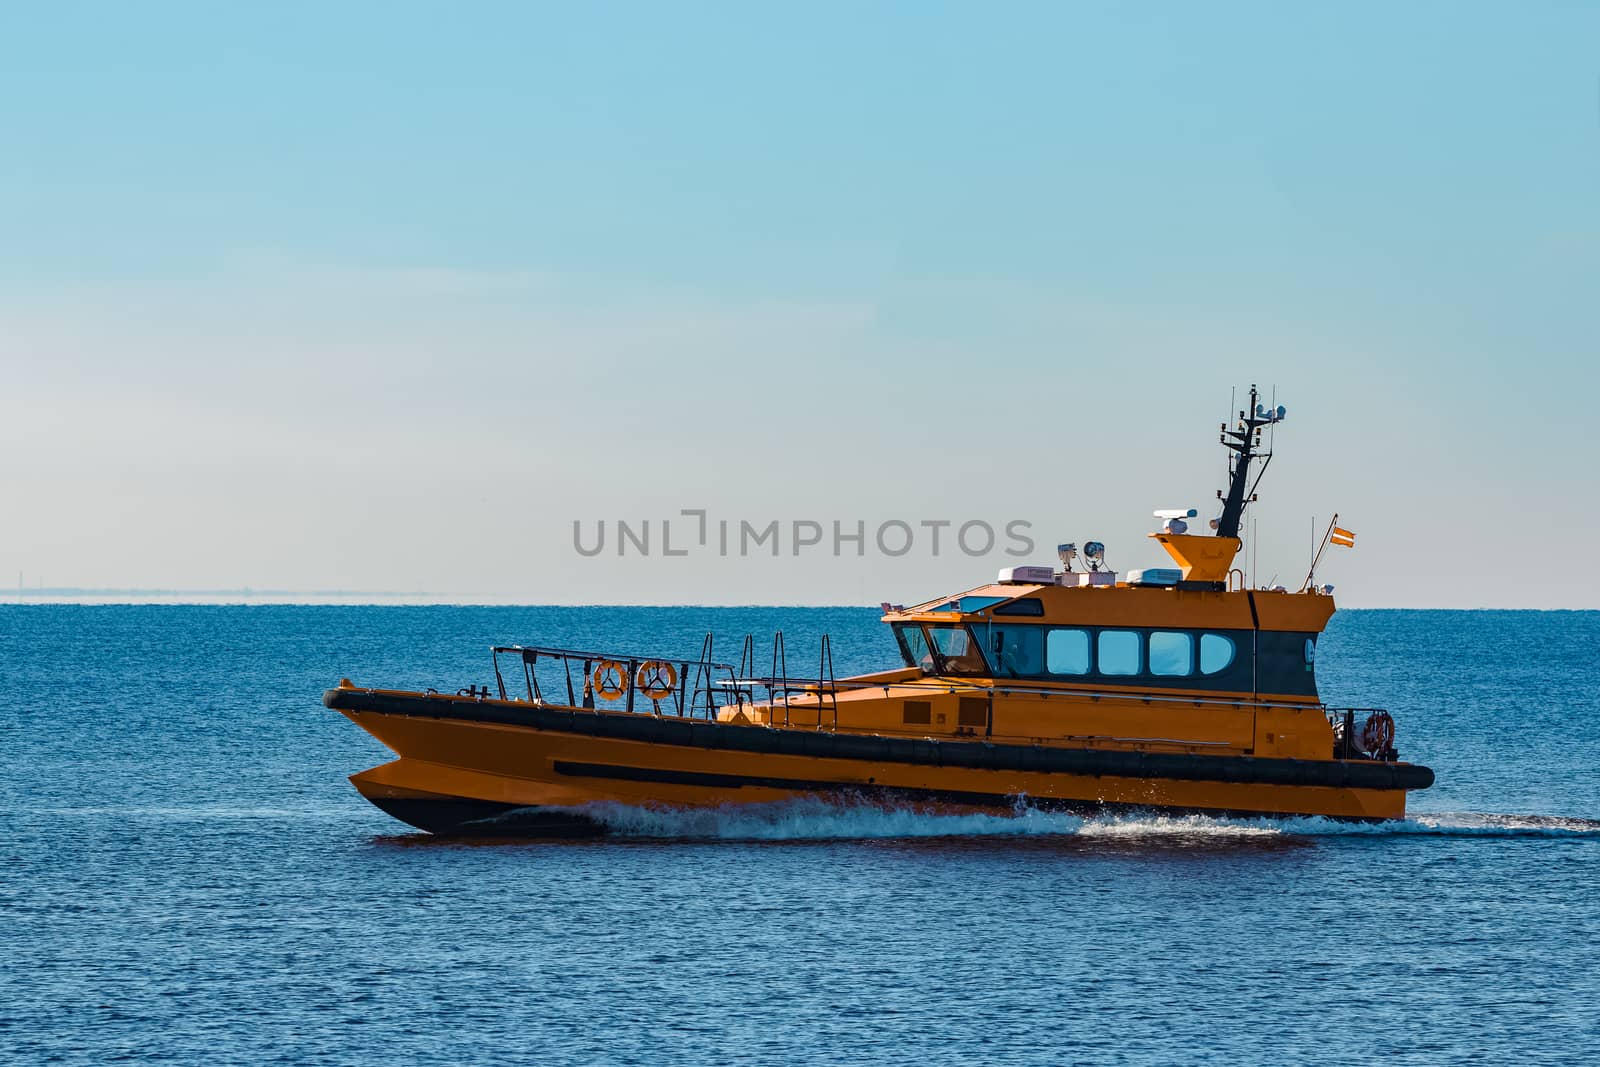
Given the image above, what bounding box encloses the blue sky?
[2,2,1596,606]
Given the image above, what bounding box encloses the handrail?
[493,638,744,721]
[1071,735,1240,748]
[819,633,838,731]
[1325,706,1395,762]
[771,631,790,726]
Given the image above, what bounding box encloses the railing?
[487,631,843,728]
[1325,707,1397,762]
[490,637,750,720]
[741,631,839,729]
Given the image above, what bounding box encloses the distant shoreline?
[0,595,1592,611]
[4,588,431,598]
[0,589,441,606]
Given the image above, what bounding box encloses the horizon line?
[0,590,1593,612]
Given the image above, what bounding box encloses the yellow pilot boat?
[326,387,1433,834]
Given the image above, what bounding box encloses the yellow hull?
[334,692,1421,835]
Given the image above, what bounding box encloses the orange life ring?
[1360,711,1395,754]
[635,660,677,701]
[592,661,629,701]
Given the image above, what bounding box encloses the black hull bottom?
[365,795,608,838]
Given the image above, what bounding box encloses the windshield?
[895,623,992,676]
[895,624,933,671]
[926,623,990,676]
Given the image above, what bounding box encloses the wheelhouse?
[888,584,1328,699]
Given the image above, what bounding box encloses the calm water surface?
[3,606,1598,1065]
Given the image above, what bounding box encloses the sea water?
[3,606,1598,1065]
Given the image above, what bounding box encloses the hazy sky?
[3,2,1596,607]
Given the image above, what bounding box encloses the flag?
[1331,526,1356,548]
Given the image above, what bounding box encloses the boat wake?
[1306,811,1600,837]
[558,800,1600,843]
[579,799,1088,841]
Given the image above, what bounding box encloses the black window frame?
[892,623,932,671]
[894,621,991,677]
[923,622,990,677]
[963,622,1264,691]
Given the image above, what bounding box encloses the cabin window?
[990,625,1046,677]
[1148,631,1193,676]
[926,624,989,676]
[993,598,1044,617]
[1200,633,1235,674]
[1046,628,1091,675]
[1097,630,1141,675]
[895,624,932,671]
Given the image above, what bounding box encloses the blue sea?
[3,606,1598,1065]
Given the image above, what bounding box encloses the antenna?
[1216,384,1285,539]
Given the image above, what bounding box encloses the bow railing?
[491,636,749,720]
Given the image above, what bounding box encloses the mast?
[1216,384,1282,539]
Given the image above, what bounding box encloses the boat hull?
[352,781,608,837]
[328,687,1434,834]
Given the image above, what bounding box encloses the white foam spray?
[543,799,1600,842]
